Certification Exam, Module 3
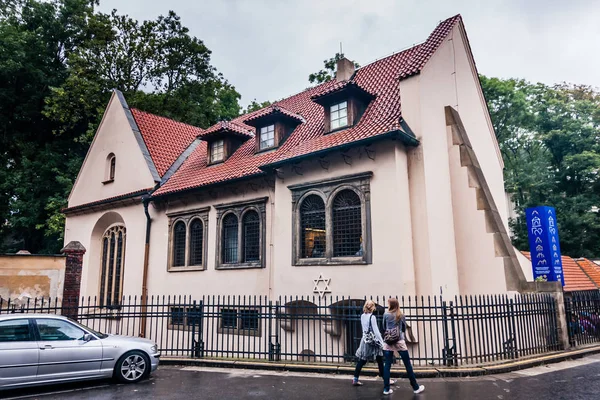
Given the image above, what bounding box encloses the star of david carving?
[313,273,331,298]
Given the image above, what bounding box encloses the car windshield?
[67,318,109,339]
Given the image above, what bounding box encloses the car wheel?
[115,350,150,383]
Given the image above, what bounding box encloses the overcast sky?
[98,0,600,107]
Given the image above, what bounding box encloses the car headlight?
[150,344,158,353]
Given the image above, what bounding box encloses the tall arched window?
[242,211,260,262]
[332,190,362,257]
[172,221,187,267]
[300,195,326,258]
[222,214,239,264]
[99,225,126,307]
[189,219,203,266]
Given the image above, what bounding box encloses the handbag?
[384,323,400,345]
[363,315,382,348]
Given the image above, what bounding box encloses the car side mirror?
[82,333,93,342]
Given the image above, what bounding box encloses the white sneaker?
[414,385,425,394]
[383,388,394,395]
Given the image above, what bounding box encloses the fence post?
[550,290,570,350]
[269,299,281,361]
[60,241,86,319]
[522,282,569,351]
[442,300,457,366]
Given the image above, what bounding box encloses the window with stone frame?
[167,208,209,271]
[289,172,372,266]
[99,225,126,307]
[215,197,267,269]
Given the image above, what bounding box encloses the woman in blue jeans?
[382,298,425,395]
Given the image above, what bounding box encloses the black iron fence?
[0,293,561,367]
[565,290,600,347]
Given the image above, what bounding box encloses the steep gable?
[67,91,158,208]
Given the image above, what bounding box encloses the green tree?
[481,76,600,257]
[0,0,241,253]
[242,99,272,114]
[308,52,360,85]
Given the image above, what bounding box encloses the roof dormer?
[200,121,253,165]
[311,57,374,134]
[243,105,305,153]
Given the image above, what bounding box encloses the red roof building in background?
[522,252,599,292]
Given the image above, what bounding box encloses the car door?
[0,318,39,389]
[34,318,103,381]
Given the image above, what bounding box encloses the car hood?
[100,334,155,347]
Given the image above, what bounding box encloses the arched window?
[99,225,126,307]
[105,153,116,182]
[300,195,326,258]
[189,219,203,266]
[172,221,186,267]
[222,214,239,264]
[242,211,260,262]
[332,190,362,257]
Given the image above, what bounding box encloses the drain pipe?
[140,195,152,337]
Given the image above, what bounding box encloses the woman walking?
[382,298,425,395]
[352,300,392,386]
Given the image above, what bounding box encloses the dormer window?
[330,101,348,130]
[210,139,224,163]
[243,105,305,153]
[201,121,253,165]
[259,125,275,150]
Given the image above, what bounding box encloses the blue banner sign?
[525,206,564,286]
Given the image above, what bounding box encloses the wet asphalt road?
[2,355,600,400]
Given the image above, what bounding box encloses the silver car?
[0,314,160,390]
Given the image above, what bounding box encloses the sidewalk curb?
[160,345,600,378]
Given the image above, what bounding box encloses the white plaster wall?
[68,93,155,207]
[400,23,511,296]
[401,49,461,297]
[272,140,416,297]
[445,24,508,229]
[146,181,273,297]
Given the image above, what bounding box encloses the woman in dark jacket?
[381,297,425,395]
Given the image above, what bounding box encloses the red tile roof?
[576,259,600,288]
[243,104,305,125]
[310,80,375,102]
[522,252,598,292]
[152,15,461,197]
[131,109,203,177]
[201,120,254,139]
